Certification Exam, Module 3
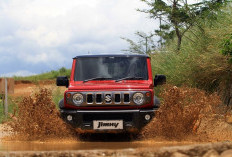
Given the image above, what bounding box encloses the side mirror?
[56,76,69,88]
[154,74,166,87]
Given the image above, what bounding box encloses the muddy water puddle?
[0,141,196,151]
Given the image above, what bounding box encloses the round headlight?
[73,93,83,105]
[133,93,144,105]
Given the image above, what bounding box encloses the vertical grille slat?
[87,94,93,103]
[115,94,121,103]
[96,94,102,103]
[124,94,130,103]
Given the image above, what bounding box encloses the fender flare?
[59,98,65,109]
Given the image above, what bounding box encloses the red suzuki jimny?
[57,54,166,132]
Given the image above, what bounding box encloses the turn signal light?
[66,93,71,98]
[145,92,151,97]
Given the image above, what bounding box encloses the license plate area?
[93,120,123,130]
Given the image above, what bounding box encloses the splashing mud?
[140,85,232,141]
[3,85,232,143]
[7,88,76,141]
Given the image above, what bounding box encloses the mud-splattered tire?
[59,98,65,109]
[153,96,160,108]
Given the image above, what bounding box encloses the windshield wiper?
[83,77,113,83]
[115,76,143,82]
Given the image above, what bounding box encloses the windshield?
[74,56,148,81]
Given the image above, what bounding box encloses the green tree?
[139,0,227,51]
[122,31,156,54]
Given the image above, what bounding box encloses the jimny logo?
[97,122,119,128]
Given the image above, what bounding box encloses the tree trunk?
[172,0,182,51]
[175,27,182,51]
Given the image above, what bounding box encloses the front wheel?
[58,98,65,109]
[153,96,160,108]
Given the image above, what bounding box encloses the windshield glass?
[74,56,148,81]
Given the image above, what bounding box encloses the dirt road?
[0,141,232,156]
[0,125,6,141]
[12,80,66,97]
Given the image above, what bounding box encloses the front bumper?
[60,109,157,132]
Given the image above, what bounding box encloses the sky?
[0,0,159,77]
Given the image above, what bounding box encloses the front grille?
[66,91,150,106]
[83,113,133,122]
[85,92,133,105]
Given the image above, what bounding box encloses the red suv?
[57,54,166,132]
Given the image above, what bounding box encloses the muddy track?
[0,125,10,142]
[0,142,232,157]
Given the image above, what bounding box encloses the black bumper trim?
[60,109,156,113]
[60,109,157,131]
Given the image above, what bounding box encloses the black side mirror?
[154,74,166,87]
[56,76,69,88]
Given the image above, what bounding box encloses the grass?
[14,67,71,83]
[52,87,64,108]
[0,95,19,123]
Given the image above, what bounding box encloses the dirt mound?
[141,85,228,141]
[7,88,76,141]
[15,80,33,85]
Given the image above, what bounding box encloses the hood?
[68,81,153,91]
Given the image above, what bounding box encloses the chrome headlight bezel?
[133,92,145,105]
[72,93,84,105]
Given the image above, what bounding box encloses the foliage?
[14,67,71,82]
[151,6,232,92]
[52,87,64,108]
[220,33,232,63]
[139,0,228,50]
[122,31,156,54]
[0,96,19,123]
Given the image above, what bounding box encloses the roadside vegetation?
[0,96,19,123]
[151,6,232,93]
[14,67,71,83]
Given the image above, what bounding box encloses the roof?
[73,54,149,59]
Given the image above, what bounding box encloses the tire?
[153,96,160,108]
[59,98,65,109]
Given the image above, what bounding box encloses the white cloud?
[0,70,36,77]
[0,0,157,74]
